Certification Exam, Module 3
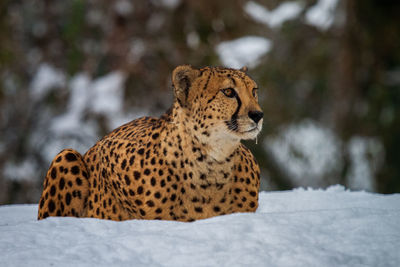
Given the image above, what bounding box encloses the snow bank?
[265,120,384,191]
[244,0,339,32]
[216,36,272,69]
[244,1,304,29]
[41,71,137,163]
[347,137,384,191]
[265,120,342,186]
[1,186,399,266]
[2,159,37,181]
[305,0,339,31]
[30,63,66,101]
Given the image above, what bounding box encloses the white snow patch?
[265,121,384,191]
[35,73,96,162]
[44,71,135,161]
[50,70,129,131]
[216,36,272,69]
[51,73,92,135]
[88,71,141,130]
[265,119,341,186]
[2,160,37,181]
[294,184,350,193]
[114,0,133,16]
[128,39,146,64]
[244,1,304,29]
[186,31,200,49]
[152,0,181,9]
[305,0,339,31]
[30,63,66,100]
[90,71,126,116]
[1,188,400,266]
[347,137,384,191]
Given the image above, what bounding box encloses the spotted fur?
[38,65,263,222]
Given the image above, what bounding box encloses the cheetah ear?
[240,66,248,73]
[172,65,200,107]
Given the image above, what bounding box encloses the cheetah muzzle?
[38,65,262,222]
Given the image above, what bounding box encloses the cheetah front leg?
[38,149,90,220]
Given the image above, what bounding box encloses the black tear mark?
[227,94,241,131]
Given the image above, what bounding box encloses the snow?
[264,120,384,191]
[186,32,200,49]
[152,0,181,10]
[2,159,37,181]
[30,63,66,101]
[114,0,134,17]
[50,73,92,135]
[90,71,126,118]
[43,71,132,161]
[244,0,339,31]
[3,65,147,181]
[129,39,146,64]
[305,0,339,31]
[347,137,384,191]
[1,186,400,266]
[244,1,304,29]
[216,36,272,69]
[265,120,342,186]
[43,73,97,162]
[50,70,128,133]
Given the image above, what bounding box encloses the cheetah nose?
[248,111,263,123]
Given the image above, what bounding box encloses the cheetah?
[38,65,263,222]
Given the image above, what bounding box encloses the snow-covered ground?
[1,185,399,267]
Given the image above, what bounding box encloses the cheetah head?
[172,65,263,142]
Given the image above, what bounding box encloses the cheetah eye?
[252,88,258,98]
[221,88,236,98]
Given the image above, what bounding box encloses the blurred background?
[1,0,399,204]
